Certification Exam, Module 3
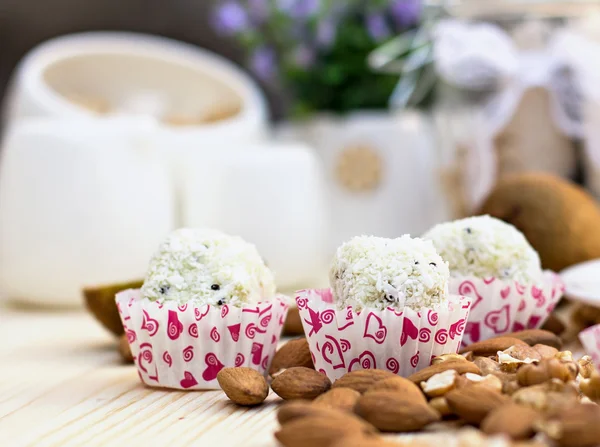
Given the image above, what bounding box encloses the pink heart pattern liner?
[451,271,564,346]
[117,289,289,390]
[579,324,600,365]
[297,289,473,380]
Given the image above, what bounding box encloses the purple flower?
[317,19,337,48]
[248,0,269,24]
[250,47,276,80]
[366,13,391,41]
[293,45,315,68]
[390,0,421,28]
[213,1,249,35]
[276,0,320,18]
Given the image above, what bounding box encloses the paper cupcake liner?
[450,270,564,346]
[579,324,600,365]
[296,289,472,380]
[116,289,289,390]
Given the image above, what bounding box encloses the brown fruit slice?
[216,367,269,406]
[271,367,331,400]
[83,279,143,336]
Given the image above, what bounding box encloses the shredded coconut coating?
[423,215,543,284]
[141,228,276,306]
[330,235,450,311]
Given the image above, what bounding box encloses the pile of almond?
[216,329,600,447]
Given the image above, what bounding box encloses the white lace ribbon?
[432,19,600,140]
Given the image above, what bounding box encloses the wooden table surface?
[0,302,585,447]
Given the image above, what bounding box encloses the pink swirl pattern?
[418,328,431,343]
[235,353,245,367]
[221,305,229,318]
[115,290,289,390]
[340,339,351,352]
[296,297,308,310]
[434,329,448,345]
[386,358,399,374]
[261,356,269,369]
[348,351,376,371]
[195,307,209,321]
[126,329,137,344]
[260,314,272,328]
[183,345,194,362]
[410,351,420,368]
[210,327,220,342]
[167,310,183,340]
[427,310,438,326]
[141,310,159,336]
[178,304,188,312]
[320,309,335,325]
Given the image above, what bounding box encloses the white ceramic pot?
[0,33,328,305]
[0,117,174,306]
[179,143,330,291]
[276,111,451,255]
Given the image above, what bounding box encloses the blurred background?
[3,0,600,320]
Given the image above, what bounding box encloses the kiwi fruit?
[83,280,143,336]
[479,172,600,272]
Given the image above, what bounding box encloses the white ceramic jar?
[0,33,328,306]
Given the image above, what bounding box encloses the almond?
[354,390,441,432]
[460,337,527,356]
[541,314,566,336]
[580,370,600,401]
[431,353,469,365]
[578,355,595,379]
[512,383,578,415]
[445,384,511,424]
[269,338,314,376]
[332,369,396,394]
[329,436,405,447]
[283,306,305,336]
[473,356,501,375]
[501,329,562,349]
[365,376,426,403]
[277,401,376,431]
[517,358,578,386]
[421,370,459,398]
[118,334,133,363]
[535,403,600,447]
[271,367,331,400]
[463,373,503,393]
[408,360,481,384]
[275,416,376,447]
[429,397,452,417]
[533,344,559,359]
[480,403,540,440]
[216,367,269,406]
[313,387,361,412]
[500,344,542,362]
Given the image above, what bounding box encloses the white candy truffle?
[423,215,543,284]
[141,228,276,306]
[330,235,450,311]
